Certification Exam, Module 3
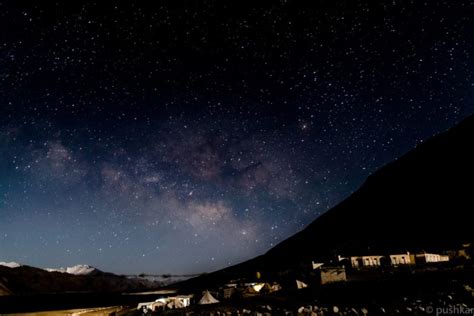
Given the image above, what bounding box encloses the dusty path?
[2,306,132,316]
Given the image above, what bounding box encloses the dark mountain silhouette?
[0,264,159,296]
[266,114,474,262]
[177,114,474,290]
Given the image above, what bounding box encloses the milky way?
[0,1,473,274]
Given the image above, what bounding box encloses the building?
[350,255,384,268]
[337,250,450,269]
[320,266,347,285]
[416,253,450,264]
[221,287,236,299]
[137,295,193,312]
[390,252,414,265]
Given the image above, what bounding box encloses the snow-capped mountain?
[0,262,21,268]
[44,264,98,275]
[0,263,160,297]
[0,261,98,275]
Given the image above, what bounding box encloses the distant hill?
[0,262,21,269]
[0,264,160,296]
[0,262,102,276]
[177,115,474,290]
[44,264,100,276]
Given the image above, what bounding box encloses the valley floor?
[2,265,474,315]
[3,306,130,316]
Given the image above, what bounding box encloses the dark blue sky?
[1,1,473,274]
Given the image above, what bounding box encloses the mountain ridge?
[44,264,99,275]
[0,263,160,296]
[0,262,100,276]
[265,114,474,263]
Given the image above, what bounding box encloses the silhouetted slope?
[265,115,474,263]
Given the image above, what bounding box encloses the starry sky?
[0,1,473,275]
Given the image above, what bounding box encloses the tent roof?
[198,290,220,305]
[296,279,308,289]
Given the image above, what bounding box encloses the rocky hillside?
[266,114,474,263]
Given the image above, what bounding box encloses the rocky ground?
[147,294,474,316]
[2,265,474,315]
[139,268,474,316]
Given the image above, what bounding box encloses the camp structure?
[242,282,266,297]
[198,290,220,305]
[137,299,167,312]
[137,295,193,312]
[137,301,155,312]
[296,279,308,289]
[260,282,282,294]
[171,295,193,309]
[416,252,450,264]
[319,266,347,285]
[390,252,414,265]
[312,261,324,270]
[271,283,282,292]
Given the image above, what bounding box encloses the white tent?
[137,301,154,310]
[251,283,265,292]
[243,282,265,295]
[198,290,220,305]
[312,261,324,270]
[174,295,192,308]
[137,296,192,311]
[296,280,308,289]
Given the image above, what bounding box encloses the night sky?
[1,1,473,275]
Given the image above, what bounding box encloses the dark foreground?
[1,266,474,315]
[0,292,164,314]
